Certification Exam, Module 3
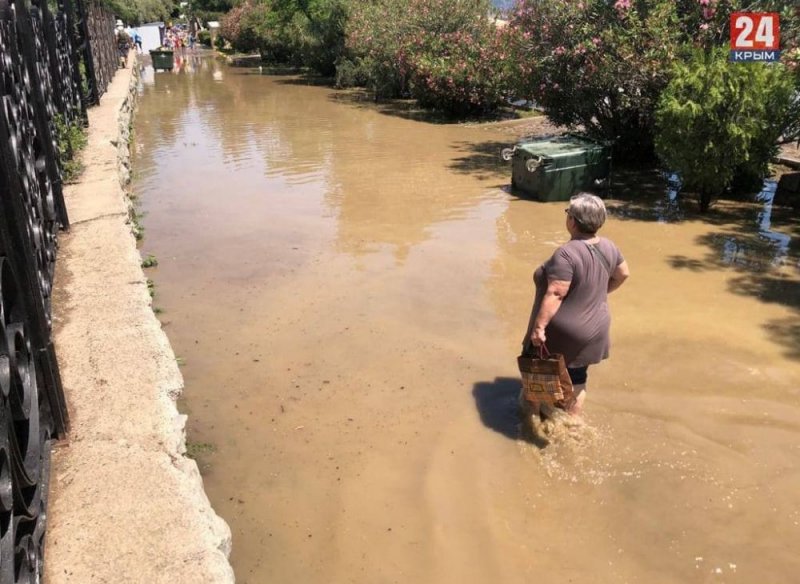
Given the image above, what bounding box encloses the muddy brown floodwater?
[132,54,800,583]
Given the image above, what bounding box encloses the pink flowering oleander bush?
[342,0,511,115]
[219,1,246,48]
[503,0,800,159]
[407,26,514,115]
[220,1,269,55]
[507,0,688,159]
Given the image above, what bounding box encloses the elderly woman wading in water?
[524,193,630,417]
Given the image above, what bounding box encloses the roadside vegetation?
[656,47,795,210]
[102,0,177,24]
[54,114,88,184]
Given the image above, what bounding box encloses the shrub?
[342,0,411,97]
[54,114,87,184]
[506,0,690,160]
[655,48,795,211]
[274,0,348,75]
[344,0,508,114]
[506,0,799,160]
[197,29,211,46]
[101,0,174,25]
[220,1,282,56]
[220,1,266,54]
[334,55,369,88]
[219,2,245,48]
[219,0,348,72]
[407,27,513,115]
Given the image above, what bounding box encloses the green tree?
[296,0,348,76]
[220,0,347,74]
[655,48,795,211]
[189,0,236,26]
[103,0,176,24]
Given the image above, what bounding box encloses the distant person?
[116,29,131,68]
[188,32,196,52]
[522,193,630,416]
[133,30,143,53]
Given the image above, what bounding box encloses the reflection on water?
[609,170,798,271]
[133,54,800,584]
[655,172,684,222]
[753,181,793,266]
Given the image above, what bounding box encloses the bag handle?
[585,241,613,276]
[523,339,550,358]
[538,343,550,359]
[523,339,552,359]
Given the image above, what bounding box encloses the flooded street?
[133,54,800,583]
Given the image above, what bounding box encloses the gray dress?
[523,237,624,368]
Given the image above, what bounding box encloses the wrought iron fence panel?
[76,0,114,105]
[0,255,54,583]
[60,0,87,123]
[0,7,60,325]
[44,2,84,127]
[0,0,118,577]
[24,0,69,229]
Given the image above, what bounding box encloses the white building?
[131,22,165,53]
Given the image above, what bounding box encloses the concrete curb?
[45,55,235,583]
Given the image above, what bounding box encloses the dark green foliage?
[141,254,159,268]
[220,0,348,74]
[197,29,212,45]
[101,0,176,25]
[655,48,795,211]
[185,440,215,459]
[192,0,234,13]
[54,114,87,184]
[290,0,348,76]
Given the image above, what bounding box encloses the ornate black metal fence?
[46,1,87,126]
[75,0,116,106]
[0,0,119,578]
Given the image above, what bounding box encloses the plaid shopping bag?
[517,343,575,407]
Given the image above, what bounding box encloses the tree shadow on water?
[445,121,563,180]
[328,90,471,124]
[472,377,521,440]
[608,168,800,360]
[667,236,800,360]
[447,140,511,180]
[731,273,800,360]
[271,73,336,86]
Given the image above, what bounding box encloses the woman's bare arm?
[608,260,630,293]
[531,279,571,345]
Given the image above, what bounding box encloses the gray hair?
[568,193,606,234]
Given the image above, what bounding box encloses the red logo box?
[730,12,780,51]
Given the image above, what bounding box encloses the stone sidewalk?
[44,56,234,583]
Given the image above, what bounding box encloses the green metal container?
[150,49,174,71]
[510,135,611,201]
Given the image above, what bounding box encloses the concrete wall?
[44,54,235,584]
